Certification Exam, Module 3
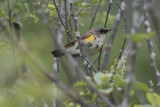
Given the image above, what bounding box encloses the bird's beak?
[103,29,112,34]
[107,29,112,32]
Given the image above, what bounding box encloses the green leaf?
[146,93,160,106]
[14,5,23,11]
[94,72,111,85]
[74,81,87,88]
[130,90,135,96]
[113,75,126,88]
[0,10,5,17]
[132,32,155,42]
[132,82,149,92]
[94,72,104,85]
[34,15,39,23]
[99,87,113,94]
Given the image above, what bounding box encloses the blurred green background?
[0,0,160,106]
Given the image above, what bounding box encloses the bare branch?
[64,0,74,41]
[121,0,140,106]
[104,0,112,28]
[98,46,103,71]
[115,0,128,70]
[89,0,102,30]
[108,0,128,76]
[68,0,92,76]
[76,0,90,16]
[53,0,73,40]
[101,0,128,71]
[143,0,160,89]
[97,0,112,71]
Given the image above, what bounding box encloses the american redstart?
[51,27,111,57]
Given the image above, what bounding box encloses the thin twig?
[101,0,128,71]
[104,0,112,28]
[108,0,128,77]
[97,0,112,71]
[115,0,128,70]
[84,57,98,73]
[89,0,102,30]
[53,0,73,40]
[64,0,74,42]
[143,0,160,90]
[76,0,90,16]
[98,46,103,71]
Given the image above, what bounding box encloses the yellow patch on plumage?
[84,35,94,43]
[66,45,71,49]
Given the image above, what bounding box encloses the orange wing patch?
[84,35,94,43]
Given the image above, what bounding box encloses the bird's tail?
[51,50,65,57]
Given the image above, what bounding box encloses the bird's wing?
[65,30,93,48]
[65,38,77,48]
[81,30,93,39]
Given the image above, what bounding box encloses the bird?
[51,27,111,57]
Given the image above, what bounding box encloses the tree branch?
[104,0,112,28]
[89,0,102,30]
[97,0,112,71]
[121,0,140,106]
[68,0,92,76]
[53,0,73,40]
[64,0,74,41]
[143,0,160,89]
[101,0,128,71]
[76,0,90,16]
